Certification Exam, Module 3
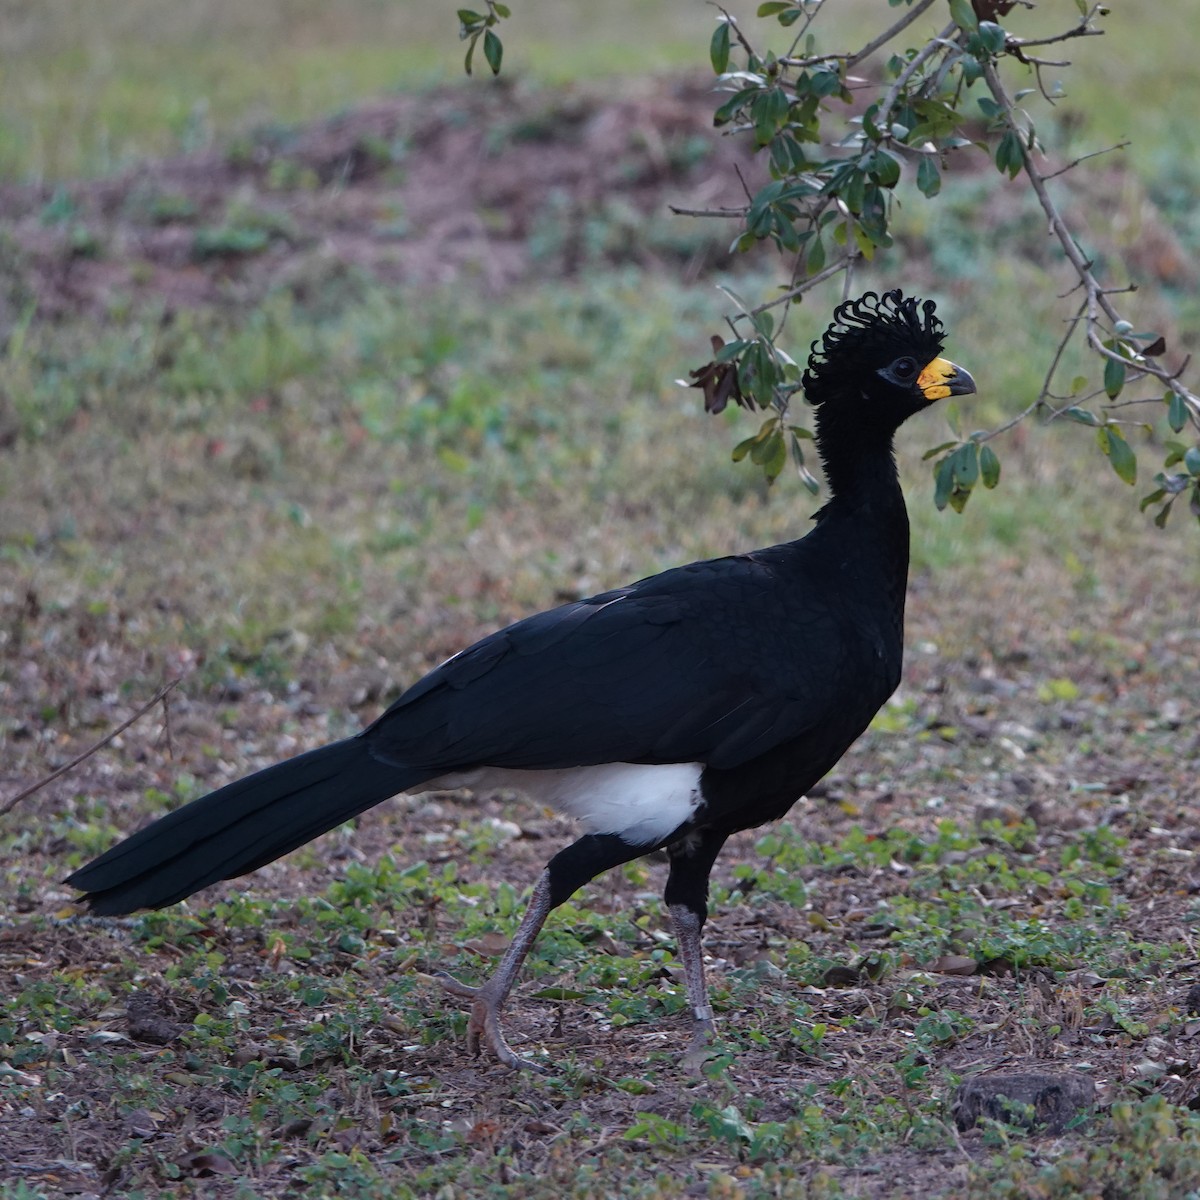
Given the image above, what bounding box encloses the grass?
[4,1,1198,181]
[0,0,768,180]
[3,2,1200,1197]
[3,263,1199,1198]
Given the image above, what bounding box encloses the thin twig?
[1036,300,1087,406]
[845,0,939,70]
[733,162,755,204]
[744,254,853,319]
[775,52,854,70]
[1,677,182,816]
[714,4,758,61]
[879,23,959,127]
[667,204,748,218]
[978,303,1086,444]
[1005,15,1104,52]
[777,0,938,72]
[783,0,827,62]
[842,254,857,303]
[1042,141,1130,181]
[982,58,1200,426]
[1017,54,1071,69]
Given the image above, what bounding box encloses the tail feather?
[66,737,428,915]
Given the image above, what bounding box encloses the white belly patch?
[421,761,704,847]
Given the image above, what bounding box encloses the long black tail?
[66,737,429,915]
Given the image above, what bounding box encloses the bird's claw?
[434,970,542,1072]
[434,970,480,1000]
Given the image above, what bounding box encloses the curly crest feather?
[802,290,944,403]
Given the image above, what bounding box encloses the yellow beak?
[918,357,977,402]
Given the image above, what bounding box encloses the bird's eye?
[890,357,918,379]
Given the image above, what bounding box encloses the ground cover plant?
[2,3,1200,1197]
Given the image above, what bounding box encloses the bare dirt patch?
[0,76,764,325]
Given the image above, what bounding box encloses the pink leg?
[437,869,554,1069]
[669,902,716,1067]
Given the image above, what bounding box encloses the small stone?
[125,992,184,1045]
[953,1071,1094,1135]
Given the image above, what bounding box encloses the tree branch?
[1042,140,1129,181]
[667,204,748,218]
[879,23,959,128]
[845,0,939,70]
[776,0,940,72]
[982,58,1200,428]
[744,254,854,319]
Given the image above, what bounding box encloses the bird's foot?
[435,971,542,1071]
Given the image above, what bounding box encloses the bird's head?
[802,290,976,430]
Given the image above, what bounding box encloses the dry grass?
[2,4,1200,1196]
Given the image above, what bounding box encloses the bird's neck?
[814,426,911,578]
[816,411,906,515]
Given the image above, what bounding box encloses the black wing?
[364,546,858,772]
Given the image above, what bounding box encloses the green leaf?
[483,29,503,75]
[949,0,978,31]
[959,53,983,84]
[457,8,485,28]
[1063,407,1099,426]
[714,86,759,128]
[852,221,876,260]
[952,442,979,489]
[1103,355,1125,399]
[757,1,792,14]
[1185,446,1200,476]
[977,21,1007,54]
[870,149,902,188]
[922,440,960,461]
[1167,391,1188,433]
[1102,427,1137,485]
[933,456,956,511]
[809,68,843,98]
[716,283,753,315]
[843,168,866,214]
[732,436,757,463]
[463,31,479,75]
[751,87,790,145]
[807,234,825,273]
[710,20,732,74]
[763,430,788,482]
[749,429,777,465]
[916,155,941,197]
[995,130,1022,178]
[493,2,511,15]
[980,444,1001,488]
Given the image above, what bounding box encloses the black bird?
[67,289,975,1068]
